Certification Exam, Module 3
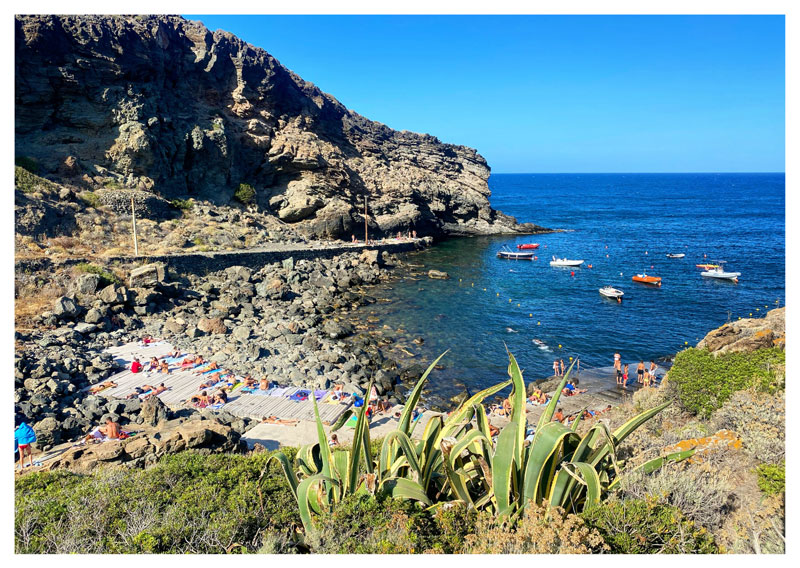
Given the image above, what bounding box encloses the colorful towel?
[269,387,290,397]
[314,390,328,401]
[201,367,223,375]
[289,389,311,402]
[345,414,359,428]
[209,403,225,409]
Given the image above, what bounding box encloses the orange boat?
[696,263,719,269]
[632,273,662,286]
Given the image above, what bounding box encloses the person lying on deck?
[140,335,154,345]
[89,381,117,394]
[561,382,587,396]
[188,391,210,408]
[331,383,344,392]
[240,375,256,389]
[212,388,228,405]
[528,388,549,405]
[166,349,182,359]
[199,373,226,389]
[144,383,168,399]
[259,377,269,390]
[489,422,500,437]
[262,416,300,426]
[193,361,219,375]
[493,398,513,417]
[126,387,147,399]
[180,355,199,369]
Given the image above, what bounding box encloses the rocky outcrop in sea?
[15,14,548,239]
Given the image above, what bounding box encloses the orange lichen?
[665,429,742,463]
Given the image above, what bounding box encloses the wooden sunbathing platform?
[96,341,353,424]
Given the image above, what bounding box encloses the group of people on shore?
[350,229,418,245]
[552,358,581,377]
[613,352,659,388]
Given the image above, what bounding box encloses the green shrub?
[668,348,785,417]
[234,183,256,205]
[103,178,124,189]
[15,166,56,194]
[76,263,121,287]
[79,191,101,208]
[15,156,40,174]
[756,462,785,495]
[581,498,718,554]
[169,198,193,211]
[15,450,299,554]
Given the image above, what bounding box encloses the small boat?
[497,247,534,260]
[666,253,685,258]
[632,273,662,286]
[701,263,741,282]
[516,243,540,250]
[599,286,624,300]
[550,256,584,267]
[696,263,720,270]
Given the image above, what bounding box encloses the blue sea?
[357,173,785,398]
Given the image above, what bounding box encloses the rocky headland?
[15,14,549,241]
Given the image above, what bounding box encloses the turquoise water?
[359,173,785,397]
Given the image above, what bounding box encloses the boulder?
[360,249,381,266]
[198,317,227,334]
[74,273,101,296]
[322,319,354,339]
[74,322,97,335]
[123,436,153,460]
[427,269,449,279]
[98,284,125,305]
[225,265,252,282]
[94,440,125,461]
[140,396,169,427]
[52,296,80,319]
[129,262,166,288]
[32,415,60,446]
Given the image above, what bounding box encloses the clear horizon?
[184,15,785,174]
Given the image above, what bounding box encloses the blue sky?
[184,15,785,173]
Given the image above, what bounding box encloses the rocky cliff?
[15,15,545,239]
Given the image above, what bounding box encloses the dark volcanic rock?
[15,14,549,239]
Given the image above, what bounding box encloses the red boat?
[517,243,540,250]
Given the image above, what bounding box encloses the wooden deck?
[96,341,352,424]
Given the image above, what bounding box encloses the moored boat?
[497,249,534,260]
[666,253,685,258]
[599,286,624,300]
[632,273,662,286]
[696,263,720,269]
[517,243,540,250]
[701,263,741,282]
[549,256,584,267]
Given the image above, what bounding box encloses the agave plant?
[269,350,693,531]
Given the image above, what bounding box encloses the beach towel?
[314,390,328,401]
[241,387,256,393]
[201,367,223,375]
[164,354,189,364]
[345,414,360,428]
[209,403,225,409]
[15,422,37,449]
[229,382,244,392]
[251,389,272,396]
[269,387,290,397]
[289,389,311,402]
[138,390,155,399]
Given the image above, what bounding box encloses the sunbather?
[89,381,117,394]
[140,335,154,345]
[146,357,160,372]
[488,422,500,437]
[212,388,228,405]
[159,360,171,374]
[376,399,393,413]
[259,377,269,390]
[188,390,210,408]
[199,374,224,389]
[180,355,198,369]
[553,408,564,422]
[166,348,182,359]
[261,416,300,426]
[242,375,257,388]
[144,383,168,399]
[562,382,587,396]
[331,383,344,392]
[84,417,120,443]
[193,361,219,375]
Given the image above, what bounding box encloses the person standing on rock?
[637,361,645,384]
[553,360,560,377]
[613,352,621,371]
[559,359,565,376]
[15,417,37,469]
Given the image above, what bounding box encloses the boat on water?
[666,253,685,258]
[696,263,720,270]
[701,262,741,282]
[599,286,624,301]
[517,243,540,250]
[632,273,662,286]
[497,246,534,260]
[550,256,584,267]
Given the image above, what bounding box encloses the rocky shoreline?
[14,247,437,457]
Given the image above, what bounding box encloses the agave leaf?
[312,395,333,481]
[571,406,588,432]
[506,350,528,472]
[439,379,512,444]
[561,462,603,508]
[398,351,448,436]
[380,477,433,506]
[266,452,299,497]
[330,409,354,432]
[607,448,696,491]
[450,428,493,466]
[419,416,445,491]
[491,420,519,516]
[347,378,374,494]
[588,401,672,467]
[361,405,374,475]
[380,430,422,482]
[331,450,350,485]
[296,474,340,532]
[441,437,475,506]
[537,359,577,431]
[521,420,578,504]
[474,403,492,441]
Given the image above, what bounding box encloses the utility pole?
[131,196,139,256]
[364,194,368,245]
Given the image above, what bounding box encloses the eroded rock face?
[697,307,785,355]
[15,15,548,239]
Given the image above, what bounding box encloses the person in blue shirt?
[14,417,37,469]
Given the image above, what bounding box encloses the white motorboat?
[599,286,624,300]
[701,263,741,282]
[550,256,584,267]
[497,249,534,260]
[666,253,685,258]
